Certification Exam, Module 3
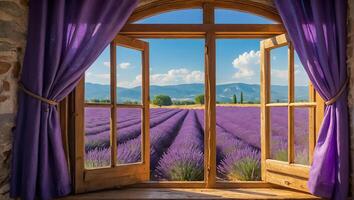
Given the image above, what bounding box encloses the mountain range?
[85,82,309,103]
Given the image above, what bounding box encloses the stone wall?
[0,0,27,199]
[347,0,354,195]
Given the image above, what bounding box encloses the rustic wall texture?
[0,0,27,199]
[0,0,352,199]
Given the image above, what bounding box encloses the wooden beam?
[260,40,270,181]
[120,24,285,38]
[110,42,118,167]
[128,0,282,23]
[74,78,86,193]
[204,32,216,188]
[288,43,294,164]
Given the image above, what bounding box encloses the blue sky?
[85,9,309,88]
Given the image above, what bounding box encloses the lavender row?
[155,110,204,181]
[85,109,182,151]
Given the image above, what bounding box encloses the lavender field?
[84,106,309,181]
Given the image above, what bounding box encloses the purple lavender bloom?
[85,147,111,168]
[156,110,204,181]
[218,147,261,181]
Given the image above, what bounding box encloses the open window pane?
[134,9,202,24]
[270,107,288,162]
[116,46,142,104]
[294,52,311,102]
[116,108,142,165]
[215,39,261,181]
[146,39,205,181]
[294,107,310,165]
[270,46,288,103]
[85,46,111,103]
[215,9,277,24]
[84,107,111,169]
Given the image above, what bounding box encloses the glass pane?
[116,108,142,165]
[270,107,288,162]
[294,51,311,102]
[294,107,310,165]
[216,39,261,103]
[116,46,142,104]
[215,9,277,24]
[85,46,110,103]
[84,107,111,169]
[134,9,202,24]
[270,46,288,103]
[215,39,261,181]
[146,39,205,181]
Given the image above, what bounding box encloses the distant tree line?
[85,99,139,104]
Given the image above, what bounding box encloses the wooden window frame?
[260,34,324,192]
[61,1,325,193]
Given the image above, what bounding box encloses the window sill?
[59,188,322,200]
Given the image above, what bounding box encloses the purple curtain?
[10,0,138,199]
[274,0,349,199]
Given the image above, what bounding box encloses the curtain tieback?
[325,78,349,106]
[18,83,59,106]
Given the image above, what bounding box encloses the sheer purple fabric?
[10,1,138,199]
[275,0,349,199]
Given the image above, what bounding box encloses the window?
[68,1,324,194]
[260,34,321,192]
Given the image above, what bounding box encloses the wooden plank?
[308,84,316,164]
[84,163,148,182]
[74,78,86,193]
[204,32,216,188]
[116,104,143,108]
[120,24,285,38]
[59,97,70,175]
[288,43,294,163]
[262,34,289,49]
[110,42,118,167]
[84,103,112,108]
[133,182,206,188]
[115,35,146,50]
[203,3,214,24]
[315,93,325,141]
[142,41,150,180]
[260,40,270,180]
[265,160,310,179]
[265,171,309,193]
[131,181,275,189]
[266,102,317,107]
[60,188,321,200]
[127,0,282,23]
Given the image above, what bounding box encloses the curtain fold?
[10,0,138,199]
[274,1,349,199]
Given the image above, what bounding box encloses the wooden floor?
[60,188,321,200]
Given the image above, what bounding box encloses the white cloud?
[85,72,110,85]
[119,62,131,69]
[103,61,132,69]
[103,61,110,67]
[117,68,204,88]
[271,69,288,79]
[151,68,204,85]
[232,50,260,82]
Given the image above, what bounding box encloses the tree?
[232,94,237,104]
[195,94,205,105]
[240,91,244,104]
[152,95,172,107]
